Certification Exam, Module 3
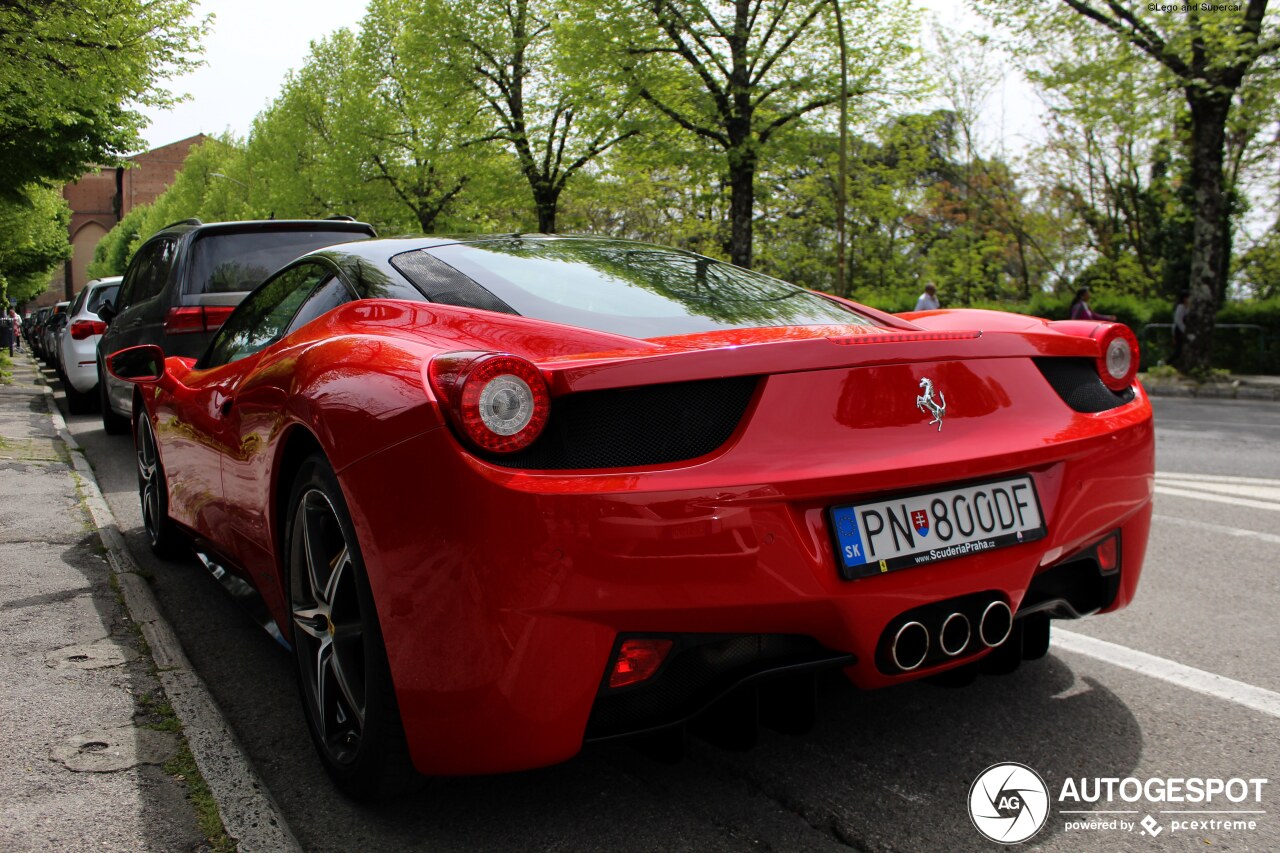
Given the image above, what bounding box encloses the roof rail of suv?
[325,214,356,222]
[160,217,204,230]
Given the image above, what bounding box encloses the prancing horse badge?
[916,377,946,431]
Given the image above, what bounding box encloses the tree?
[0,185,72,306]
[0,0,206,196]
[591,0,920,268]
[86,204,149,281]
[348,3,492,232]
[244,11,500,234]
[242,32,378,225]
[978,0,1279,373]
[412,0,639,233]
[1237,225,1280,299]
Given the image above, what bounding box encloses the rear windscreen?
[188,230,371,295]
[70,283,115,316]
[409,239,872,338]
[87,284,119,315]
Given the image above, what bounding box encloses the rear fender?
[270,335,448,474]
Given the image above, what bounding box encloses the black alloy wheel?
[134,411,183,558]
[286,454,413,799]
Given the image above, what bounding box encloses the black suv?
[97,218,376,433]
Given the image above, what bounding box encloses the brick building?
[35,134,207,309]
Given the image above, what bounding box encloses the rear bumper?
[60,335,101,393]
[339,381,1154,775]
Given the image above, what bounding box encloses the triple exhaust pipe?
[889,600,1013,672]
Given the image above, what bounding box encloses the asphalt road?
[50,374,1280,853]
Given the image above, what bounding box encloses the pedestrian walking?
[914,283,940,311]
[1171,290,1190,366]
[1069,287,1116,322]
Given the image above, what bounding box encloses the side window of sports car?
[200,263,333,368]
[285,275,355,335]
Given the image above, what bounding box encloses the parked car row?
[25,302,65,363]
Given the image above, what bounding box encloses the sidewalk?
[0,352,297,853]
[1140,371,1280,401]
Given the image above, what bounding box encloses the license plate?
[829,476,1046,580]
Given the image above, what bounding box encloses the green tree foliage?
[0,184,72,305]
[977,0,1279,373]
[80,0,1280,378]
[0,0,207,197]
[560,128,731,256]
[240,31,374,223]
[342,3,490,232]
[749,110,1052,306]
[86,137,250,279]
[1237,227,1280,299]
[413,0,640,232]
[588,0,922,268]
[247,9,502,233]
[86,204,149,280]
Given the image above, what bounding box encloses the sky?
[138,0,1043,153]
[138,0,371,150]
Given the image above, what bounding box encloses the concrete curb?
[41,384,302,853]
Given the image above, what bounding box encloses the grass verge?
[139,691,236,853]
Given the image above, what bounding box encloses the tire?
[134,410,185,558]
[65,380,97,415]
[99,363,130,435]
[285,454,415,800]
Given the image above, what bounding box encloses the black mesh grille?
[390,250,516,314]
[586,634,852,740]
[1034,358,1135,413]
[483,376,759,470]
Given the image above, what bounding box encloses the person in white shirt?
[914,284,939,311]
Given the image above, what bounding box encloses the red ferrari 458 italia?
[107,235,1153,797]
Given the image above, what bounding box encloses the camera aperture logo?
[969,763,1051,844]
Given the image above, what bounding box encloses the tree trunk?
[727,145,755,268]
[535,185,558,233]
[1181,93,1231,375]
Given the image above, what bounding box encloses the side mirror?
[98,300,116,324]
[106,344,166,384]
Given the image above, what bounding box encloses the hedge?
[859,292,1280,374]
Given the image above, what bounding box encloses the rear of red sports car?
[112,235,1153,787]
[327,268,1153,776]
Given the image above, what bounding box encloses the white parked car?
[57,277,121,414]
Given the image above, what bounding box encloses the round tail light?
[429,352,549,453]
[1096,324,1139,391]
